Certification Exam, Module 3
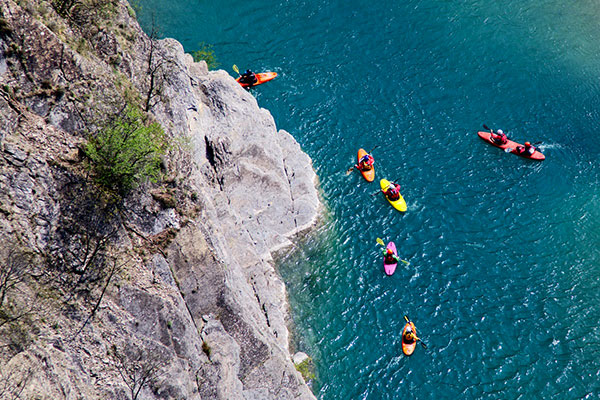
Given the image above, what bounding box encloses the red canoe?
[477,131,545,160]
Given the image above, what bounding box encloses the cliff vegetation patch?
[191,42,218,70]
[84,104,168,195]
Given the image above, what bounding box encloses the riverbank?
[0,0,320,398]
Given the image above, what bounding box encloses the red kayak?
[477,131,545,160]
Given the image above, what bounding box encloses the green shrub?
[127,5,136,19]
[294,358,315,382]
[0,18,11,36]
[85,105,168,194]
[190,42,218,70]
[202,340,211,358]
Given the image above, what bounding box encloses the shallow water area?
[136,0,600,398]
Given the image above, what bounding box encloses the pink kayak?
[383,241,398,276]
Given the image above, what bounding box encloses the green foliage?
[130,0,142,18]
[190,42,219,70]
[127,5,136,19]
[202,340,211,358]
[52,0,77,17]
[294,358,315,382]
[0,17,11,36]
[85,105,168,194]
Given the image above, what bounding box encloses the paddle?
[483,124,511,140]
[346,145,380,175]
[370,179,400,196]
[404,315,427,349]
[232,64,241,76]
[376,238,410,265]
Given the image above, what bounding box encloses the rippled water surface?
[136,1,600,398]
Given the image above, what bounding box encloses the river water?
[136,1,600,398]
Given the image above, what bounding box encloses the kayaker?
[490,129,508,145]
[383,182,401,201]
[403,325,416,343]
[383,247,400,264]
[239,69,258,85]
[516,141,536,156]
[356,153,374,171]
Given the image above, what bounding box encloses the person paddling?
[490,128,508,145]
[383,247,399,265]
[355,153,374,172]
[515,141,536,157]
[382,182,401,201]
[239,69,258,85]
[403,324,418,344]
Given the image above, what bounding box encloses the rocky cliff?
[0,0,320,398]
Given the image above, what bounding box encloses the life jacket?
[240,72,257,84]
[492,133,507,145]
[526,146,535,155]
[384,254,396,264]
[404,322,416,342]
[360,155,374,170]
[387,184,400,198]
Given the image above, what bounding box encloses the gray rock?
[293,352,310,366]
[3,142,28,166]
[0,0,321,398]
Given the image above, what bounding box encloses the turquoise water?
[137,1,600,398]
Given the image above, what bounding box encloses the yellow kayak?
[380,179,407,212]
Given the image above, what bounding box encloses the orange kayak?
[356,148,375,182]
[402,322,417,356]
[236,72,278,88]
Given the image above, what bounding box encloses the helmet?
[246,69,252,74]
[406,326,413,333]
[387,248,393,254]
[497,129,503,134]
[525,141,531,146]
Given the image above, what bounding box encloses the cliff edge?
[0,0,320,398]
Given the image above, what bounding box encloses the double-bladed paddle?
[346,145,379,175]
[484,124,543,151]
[404,315,427,349]
[370,179,400,196]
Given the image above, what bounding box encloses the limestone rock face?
[0,0,320,398]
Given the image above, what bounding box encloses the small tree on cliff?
[110,343,167,400]
[85,105,168,195]
[190,42,218,70]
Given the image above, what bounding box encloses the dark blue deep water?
[136,1,600,398]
